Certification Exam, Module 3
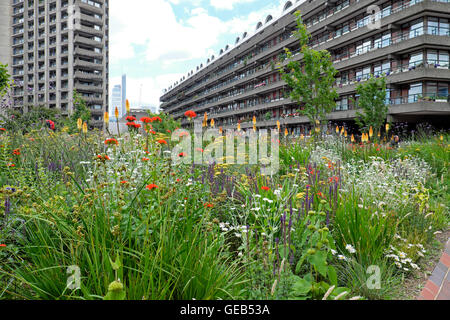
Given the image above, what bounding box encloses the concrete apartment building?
[0,0,109,129]
[160,0,450,133]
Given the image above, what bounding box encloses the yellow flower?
[126,99,130,114]
[340,127,345,135]
[82,122,88,134]
[351,134,355,143]
[369,126,373,138]
[210,118,215,128]
[253,116,257,125]
[285,128,289,137]
[336,126,339,134]
[296,192,305,199]
[386,123,390,132]
[77,118,82,130]
[344,130,348,138]
[237,123,241,131]
[115,107,119,119]
[300,134,304,140]
[104,112,109,124]
[277,120,281,132]
[440,135,444,142]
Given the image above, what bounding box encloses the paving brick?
[421,287,435,300]
[435,287,450,300]
[440,252,450,268]
[429,262,448,286]
[425,280,439,296]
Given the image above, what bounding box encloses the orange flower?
[0,128,6,132]
[261,186,270,191]
[142,158,150,162]
[0,244,6,247]
[12,149,20,156]
[146,184,159,190]
[204,203,214,208]
[96,154,110,161]
[140,117,153,123]
[120,181,128,184]
[157,139,168,145]
[184,110,197,119]
[104,138,119,146]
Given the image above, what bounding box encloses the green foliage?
[279,11,338,129]
[353,76,388,135]
[0,63,10,97]
[70,90,91,132]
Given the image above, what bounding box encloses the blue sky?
[109,0,293,109]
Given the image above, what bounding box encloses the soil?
[397,229,450,300]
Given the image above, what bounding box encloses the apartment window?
[409,83,422,102]
[409,52,423,68]
[409,19,424,38]
[428,17,449,36]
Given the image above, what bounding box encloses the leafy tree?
[279,11,338,133]
[353,75,388,136]
[0,63,11,97]
[70,90,91,132]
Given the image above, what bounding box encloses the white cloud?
[209,0,258,10]
[109,0,288,107]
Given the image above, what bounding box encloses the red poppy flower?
[167,129,172,133]
[179,152,187,157]
[152,116,162,122]
[146,184,159,190]
[7,164,15,167]
[126,116,137,121]
[184,110,197,119]
[204,203,214,208]
[126,122,137,127]
[104,138,119,146]
[0,128,6,132]
[133,123,142,129]
[157,139,168,145]
[261,186,270,191]
[120,181,128,184]
[12,149,20,156]
[0,244,6,247]
[140,117,153,123]
[176,179,181,182]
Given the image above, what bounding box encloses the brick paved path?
[418,238,450,300]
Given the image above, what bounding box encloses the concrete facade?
[0,1,11,70]
[5,0,109,129]
[160,0,450,133]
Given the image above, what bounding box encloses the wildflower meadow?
[0,110,448,301]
